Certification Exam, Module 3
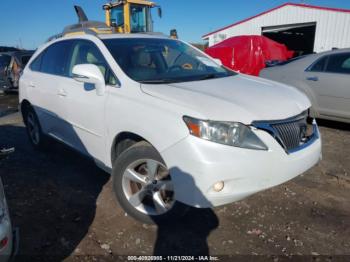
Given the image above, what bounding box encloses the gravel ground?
[0,92,18,117]
[0,93,349,261]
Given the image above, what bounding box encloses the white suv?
[19,33,322,223]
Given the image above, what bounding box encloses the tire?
[112,141,188,224]
[23,106,48,150]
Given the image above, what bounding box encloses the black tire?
[23,106,48,150]
[112,141,188,224]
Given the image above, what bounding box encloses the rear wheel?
[24,107,47,150]
[112,142,188,224]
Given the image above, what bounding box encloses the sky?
[0,0,349,50]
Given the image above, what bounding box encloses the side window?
[29,52,45,72]
[325,53,350,74]
[68,40,117,85]
[111,6,124,27]
[41,41,73,76]
[308,56,328,72]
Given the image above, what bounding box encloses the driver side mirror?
[157,7,162,18]
[72,64,106,96]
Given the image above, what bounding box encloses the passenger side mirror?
[72,64,106,96]
[157,7,162,18]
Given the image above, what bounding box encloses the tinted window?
[68,40,117,85]
[29,52,44,72]
[0,55,11,67]
[110,6,124,27]
[41,41,73,76]
[309,56,328,72]
[326,53,350,74]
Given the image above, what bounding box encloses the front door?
[60,39,117,162]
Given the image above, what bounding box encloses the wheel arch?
[20,99,32,119]
[110,131,157,164]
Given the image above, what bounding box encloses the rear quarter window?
[308,56,328,72]
[30,52,44,72]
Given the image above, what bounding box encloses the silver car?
[0,148,15,261]
[260,49,350,123]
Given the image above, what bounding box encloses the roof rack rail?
[46,5,113,42]
[47,22,113,43]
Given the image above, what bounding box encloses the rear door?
[58,39,118,162]
[26,40,74,138]
[305,53,350,120]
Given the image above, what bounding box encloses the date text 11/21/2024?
[127,256,220,261]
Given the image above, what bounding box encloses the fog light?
[213,181,224,192]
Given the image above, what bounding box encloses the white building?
[202,3,350,54]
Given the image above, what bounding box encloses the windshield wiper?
[139,79,183,84]
[197,73,219,80]
[139,73,227,84]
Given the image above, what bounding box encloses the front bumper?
[161,124,322,208]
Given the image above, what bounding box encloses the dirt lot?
[0,93,349,261]
[0,92,18,117]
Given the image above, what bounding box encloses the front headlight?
[183,116,268,150]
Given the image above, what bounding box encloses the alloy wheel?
[121,159,175,216]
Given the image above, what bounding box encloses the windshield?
[0,55,11,68]
[103,38,236,83]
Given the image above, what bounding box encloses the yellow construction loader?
[48,1,167,41]
[103,0,162,33]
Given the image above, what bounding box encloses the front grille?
[252,111,315,153]
[271,118,307,151]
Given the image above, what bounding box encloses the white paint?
[19,34,321,209]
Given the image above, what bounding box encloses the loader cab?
[104,0,160,33]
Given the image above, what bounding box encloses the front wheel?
[112,142,188,224]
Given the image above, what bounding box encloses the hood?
[141,74,311,124]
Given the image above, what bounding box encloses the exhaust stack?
[74,5,89,22]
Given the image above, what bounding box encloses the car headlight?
[183,116,268,150]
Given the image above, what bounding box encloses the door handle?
[57,89,67,97]
[306,76,319,81]
[29,82,35,88]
